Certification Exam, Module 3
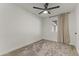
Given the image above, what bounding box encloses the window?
[52,26,54,32]
[52,25,58,32]
[52,20,58,32]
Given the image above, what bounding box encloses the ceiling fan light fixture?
[43,11,48,14]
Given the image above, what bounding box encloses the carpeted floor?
[4,39,78,56]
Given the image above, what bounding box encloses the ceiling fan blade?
[44,3,49,9]
[39,11,44,14]
[48,11,51,14]
[47,6,60,10]
[33,7,44,10]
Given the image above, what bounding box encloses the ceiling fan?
[33,3,60,14]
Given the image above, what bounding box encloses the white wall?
[68,4,79,54]
[75,4,79,54]
[69,10,77,46]
[0,4,42,55]
[42,17,58,41]
[67,4,79,54]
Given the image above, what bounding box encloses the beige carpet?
[4,39,78,56]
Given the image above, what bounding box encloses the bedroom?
[0,3,79,56]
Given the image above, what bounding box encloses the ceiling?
[15,3,77,18]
